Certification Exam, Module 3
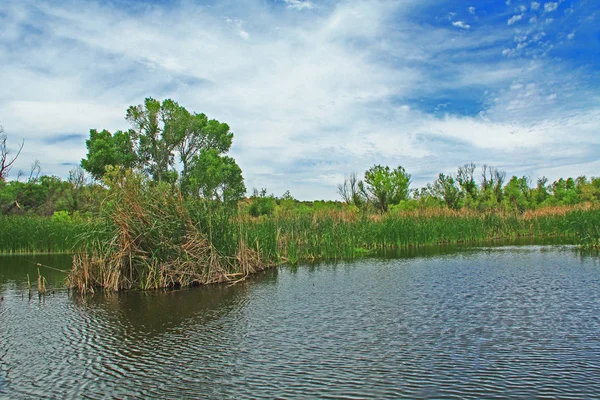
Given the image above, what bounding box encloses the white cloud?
[284,0,314,10]
[508,14,524,25]
[452,21,471,29]
[0,0,598,198]
[544,2,558,13]
[567,32,575,39]
[531,2,541,10]
[468,6,476,15]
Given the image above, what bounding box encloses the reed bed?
[68,173,266,292]
[238,206,600,262]
[0,216,88,254]
[4,190,599,291]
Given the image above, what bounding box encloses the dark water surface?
[1,246,600,399]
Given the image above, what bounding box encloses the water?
[1,246,600,398]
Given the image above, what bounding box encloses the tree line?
[2,98,600,218]
[339,163,600,213]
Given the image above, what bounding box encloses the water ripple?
[2,248,600,398]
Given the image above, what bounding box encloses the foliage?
[339,163,600,215]
[248,188,276,217]
[338,172,366,209]
[362,165,411,212]
[182,149,245,204]
[81,98,241,200]
[427,173,463,210]
[0,170,104,216]
[81,129,137,180]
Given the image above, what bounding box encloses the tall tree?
[363,165,411,212]
[338,172,366,209]
[82,97,237,188]
[183,149,245,204]
[81,129,137,180]
[457,162,477,200]
[428,173,462,209]
[126,98,175,183]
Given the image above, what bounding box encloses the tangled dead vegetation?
[68,169,267,293]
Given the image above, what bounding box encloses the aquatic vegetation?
[0,215,87,254]
[238,205,600,261]
[68,169,266,292]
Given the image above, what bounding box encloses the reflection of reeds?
[27,273,32,298]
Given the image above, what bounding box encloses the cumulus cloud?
[506,14,523,25]
[544,2,558,13]
[468,6,476,15]
[452,21,471,29]
[507,14,524,25]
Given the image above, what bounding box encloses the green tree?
[183,149,245,204]
[480,165,505,206]
[457,162,478,203]
[428,173,462,210]
[337,172,367,209]
[126,98,178,183]
[249,188,276,217]
[532,177,549,205]
[82,98,239,197]
[81,129,137,180]
[503,176,531,212]
[363,165,411,212]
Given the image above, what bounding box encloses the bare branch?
[28,159,41,183]
[0,130,25,181]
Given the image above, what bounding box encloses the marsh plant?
[68,167,266,292]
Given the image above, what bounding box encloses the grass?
[238,204,600,262]
[2,195,599,291]
[0,216,89,254]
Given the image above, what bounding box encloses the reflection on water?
[1,245,600,398]
[0,253,72,288]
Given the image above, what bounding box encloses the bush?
[249,188,275,217]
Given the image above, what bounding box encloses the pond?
[1,245,600,398]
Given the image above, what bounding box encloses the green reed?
[0,216,89,254]
[2,204,598,270]
[237,207,600,262]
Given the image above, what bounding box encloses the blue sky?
[0,0,598,199]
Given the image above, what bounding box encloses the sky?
[0,0,599,200]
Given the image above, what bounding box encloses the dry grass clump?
[68,169,266,293]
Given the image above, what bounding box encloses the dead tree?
[0,126,24,182]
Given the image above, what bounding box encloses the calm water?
[1,246,600,399]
